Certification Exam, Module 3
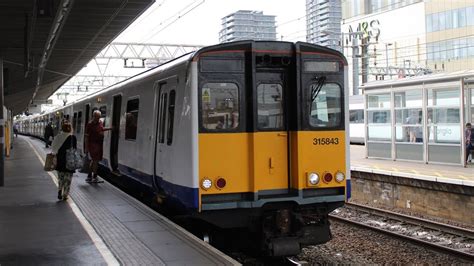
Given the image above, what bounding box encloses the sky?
[116,0,307,45]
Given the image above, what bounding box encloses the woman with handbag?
[51,121,77,201]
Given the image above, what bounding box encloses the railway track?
[329,202,474,261]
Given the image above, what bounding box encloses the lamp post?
[321,30,364,95]
[385,43,392,78]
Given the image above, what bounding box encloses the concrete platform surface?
[350,145,474,187]
[1,136,239,265]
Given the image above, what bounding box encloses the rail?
[329,202,474,261]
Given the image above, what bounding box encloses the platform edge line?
[25,137,120,266]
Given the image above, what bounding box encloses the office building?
[219,10,277,43]
[306,0,342,51]
[341,0,474,95]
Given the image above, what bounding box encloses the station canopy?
[0,0,153,115]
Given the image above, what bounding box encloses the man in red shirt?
[85,110,112,182]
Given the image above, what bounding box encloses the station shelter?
[360,70,474,166]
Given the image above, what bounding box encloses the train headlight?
[308,173,320,185]
[335,172,345,183]
[201,178,212,190]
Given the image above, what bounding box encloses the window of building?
[457,8,466,28]
[467,6,474,26]
[445,10,453,29]
[201,82,239,131]
[166,91,176,145]
[125,98,139,140]
[309,83,342,128]
[438,11,446,31]
[426,14,433,32]
[431,13,439,31]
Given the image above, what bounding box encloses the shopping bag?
[44,153,57,171]
[66,148,83,171]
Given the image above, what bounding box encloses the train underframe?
[195,201,344,257]
[95,164,345,257]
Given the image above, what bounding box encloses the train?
[16,40,350,256]
[349,95,365,144]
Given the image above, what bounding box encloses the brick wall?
[350,171,474,225]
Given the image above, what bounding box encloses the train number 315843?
[312,137,339,145]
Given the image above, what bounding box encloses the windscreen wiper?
[311,76,326,102]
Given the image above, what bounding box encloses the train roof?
[37,41,347,115]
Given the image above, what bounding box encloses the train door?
[83,104,90,150]
[254,71,290,195]
[110,95,122,171]
[153,81,176,180]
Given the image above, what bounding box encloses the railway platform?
[349,145,473,225]
[350,145,473,186]
[0,136,238,265]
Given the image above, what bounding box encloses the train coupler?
[268,237,301,257]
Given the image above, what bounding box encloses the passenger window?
[349,110,364,124]
[167,90,176,145]
[99,106,107,125]
[125,98,139,140]
[72,113,77,132]
[158,93,168,144]
[201,83,239,130]
[257,83,284,129]
[77,112,82,133]
[309,83,342,127]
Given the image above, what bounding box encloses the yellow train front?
[194,41,349,256]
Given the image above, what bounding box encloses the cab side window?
[201,82,239,131]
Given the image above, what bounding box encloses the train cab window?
[167,91,176,145]
[201,83,239,130]
[77,112,82,134]
[257,83,284,129]
[309,83,342,128]
[125,98,139,140]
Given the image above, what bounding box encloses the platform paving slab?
[0,137,106,265]
[26,135,239,265]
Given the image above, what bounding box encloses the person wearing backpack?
[51,121,77,200]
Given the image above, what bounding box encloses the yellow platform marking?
[25,138,119,266]
[412,169,419,175]
[433,172,443,177]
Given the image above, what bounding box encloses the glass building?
[341,0,474,95]
[362,71,474,165]
[306,0,342,51]
[219,10,277,43]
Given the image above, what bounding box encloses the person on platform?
[51,121,77,200]
[44,121,54,148]
[465,123,472,166]
[13,123,19,138]
[85,110,112,182]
